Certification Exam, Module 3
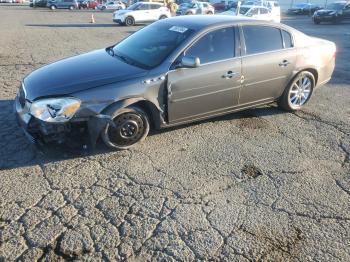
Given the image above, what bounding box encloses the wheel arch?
[302,68,318,86]
[101,98,163,129]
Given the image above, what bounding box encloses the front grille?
[19,84,26,108]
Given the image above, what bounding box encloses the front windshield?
[239,7,250,14]
[127,2,142,10]
[327,3,345,10]
[112,23,195,69]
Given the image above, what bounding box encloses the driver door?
[167,27,241,124]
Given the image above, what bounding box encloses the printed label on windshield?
[169,26,188,33]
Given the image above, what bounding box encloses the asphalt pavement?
[0,5,349,261]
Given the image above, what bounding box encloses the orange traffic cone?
[90,14,95,24]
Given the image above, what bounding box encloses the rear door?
[239,25,297,105]
[149,4,161,21]
[167,27,241,124]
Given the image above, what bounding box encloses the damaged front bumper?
[14,96,113,149]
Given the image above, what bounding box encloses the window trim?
[239,24,295,57]
[171,25,238,68]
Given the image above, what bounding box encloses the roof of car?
[161,15,262,30]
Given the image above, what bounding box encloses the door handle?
[223,71,236,79]
[279,60,290,67]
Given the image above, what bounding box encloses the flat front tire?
[278,71,315,111]
[102,107,150,150]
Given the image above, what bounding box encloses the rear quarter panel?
[294,32,336,87]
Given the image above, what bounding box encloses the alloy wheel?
[288,75,312,107]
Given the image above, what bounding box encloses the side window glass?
[282,30,293,48]
[243,25,283,55]
[185,27,235,64]
[260,8,268,14]
[251,8,258,15]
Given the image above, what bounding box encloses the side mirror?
[181,56,200,68]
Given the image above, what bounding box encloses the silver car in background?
[176,1,215,15]
[16,16,336,150]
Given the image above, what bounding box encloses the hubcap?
[289,76,312,107]
[107,112,145,147]
[120,120,138,139]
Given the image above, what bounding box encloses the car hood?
[23,49,148,101]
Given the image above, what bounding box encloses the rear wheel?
[278,71,315,111]
[125,16,135,26]
[102,107,150,150]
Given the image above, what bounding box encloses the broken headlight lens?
[30,98,81,123]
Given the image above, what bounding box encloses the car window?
[250,8,258,15]
[282,30,293,48]
[150,4,161,9]
[185,27,235,64]
[260,8,268,14]
[142,4,151,10]
[243,25,283,55]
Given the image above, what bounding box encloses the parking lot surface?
[0,5,349,261]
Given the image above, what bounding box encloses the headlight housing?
[30,97,81,123]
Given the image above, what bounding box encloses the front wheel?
[125,16,135,26]
[159,15,167,20]
[50,5,56,10]
[102,107,150,150]
[278,71,315,111]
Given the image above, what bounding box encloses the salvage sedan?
[15,16,336,150]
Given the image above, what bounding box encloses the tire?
[69,5,74,10]
[125,16,135,26]
[185,11,193,15]
[102,106,150,150]
[207,11,213,14]
[313,19,320,24]
[50,5,56,10]
[278,71,315,111]
[159,15,167,20]
[101,6,105,10]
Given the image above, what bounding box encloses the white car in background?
[98,1,126,10]
[241,0,281,21]
[222,5,280,23]
[113,2,171,26]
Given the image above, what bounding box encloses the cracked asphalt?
[0,5,350,261]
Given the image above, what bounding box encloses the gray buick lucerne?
[15,16,336,150]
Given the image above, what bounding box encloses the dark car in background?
[287,3,321,15]
[212,1,237,12]
[313,1,350,23]
[77,0,97,8]
[47,0,78,9]
[29,0,48,7]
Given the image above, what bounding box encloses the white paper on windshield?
[169,26,188,33]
